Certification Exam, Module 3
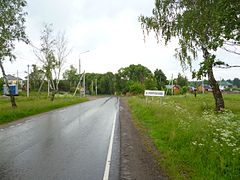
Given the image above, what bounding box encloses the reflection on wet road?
[0,97,119,180]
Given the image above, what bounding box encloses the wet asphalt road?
[0,97,119,180]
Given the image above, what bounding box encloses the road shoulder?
[120,97,167,180]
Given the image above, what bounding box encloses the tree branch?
[221,46,240,55]
[215,65,240,69]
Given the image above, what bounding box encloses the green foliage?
[58,80,70,92]
[0,0,29,107]
[139,0,239,77]
[128,94,240,179]
[29,64,44,90]
[181,86,188,95]
[233,78,240,88]
[63,65,79,90]
[115,64,154,94]
[176,73,188,87]
[35,25,69,96]
[63,65,78,81]
[0,0,29,61]
[225,87,240,92]
[139,0,233,111]
[85,72,116,95]
[118,64,152,84]
[129,82,144,95]
[154,69,167,90]
[85,73,98,95]
[115,72,128,94]
[98,72,115,94]
[144,78,157,90]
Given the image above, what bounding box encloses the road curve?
[0,97,119,180]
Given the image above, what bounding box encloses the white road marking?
[103,110,118,180]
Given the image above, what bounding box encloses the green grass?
[0,92,88,124]
[128,94,240,179]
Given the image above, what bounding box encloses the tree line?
[28,63,240,95]
[1,64,240,96]
[27,64,169,95]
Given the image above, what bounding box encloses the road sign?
[144,90,165,97]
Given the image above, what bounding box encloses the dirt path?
[120,97,168,180]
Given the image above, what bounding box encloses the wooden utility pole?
[95,79,97,96]
[83,72,85,97]
[91,80,93,95]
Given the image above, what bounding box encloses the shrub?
[129,82,144,95]
[181,86,188,95]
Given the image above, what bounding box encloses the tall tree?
[0,0,29,107]
[176,73,188,87]
[29,64,44,90]
[35,25,70,99]
[116,64,153,94]
[233,78,240,88]
[98,72,115,94]
[63,65,78,90]
[139,0,239,111]
[154,69,167,90]
[54,32,70,91]
[34,24,57,101]
[118,64,152,84]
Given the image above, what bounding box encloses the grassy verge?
[128,94,240,179]
[0,92,88,125]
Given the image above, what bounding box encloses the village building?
[219,81,233,91]
[5,74,23,87]
[165,85,181,95]
[197,84,212,92]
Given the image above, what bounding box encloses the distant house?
[197,84,212,92]
[188,86,196,93]
[165,85,181,95]
[219,81,233,91]
[6,74,23,86]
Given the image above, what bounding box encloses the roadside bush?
[129,82,144,95]
[144,78,157,90]
[225,87,240,92]
[181,86,188,95]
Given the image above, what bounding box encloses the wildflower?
[227,142,236,147]
[192,141,197,145]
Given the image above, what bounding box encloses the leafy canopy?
[0,0,29,61]
[139,0,240,78]
[154,69,167,89]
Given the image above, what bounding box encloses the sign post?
[144,90,165,104]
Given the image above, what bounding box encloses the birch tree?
[139,0,240,111]
[0,0,29,108]
[34,24,70,101]
[34,24,57,101]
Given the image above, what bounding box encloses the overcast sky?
[3,0,240,80]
